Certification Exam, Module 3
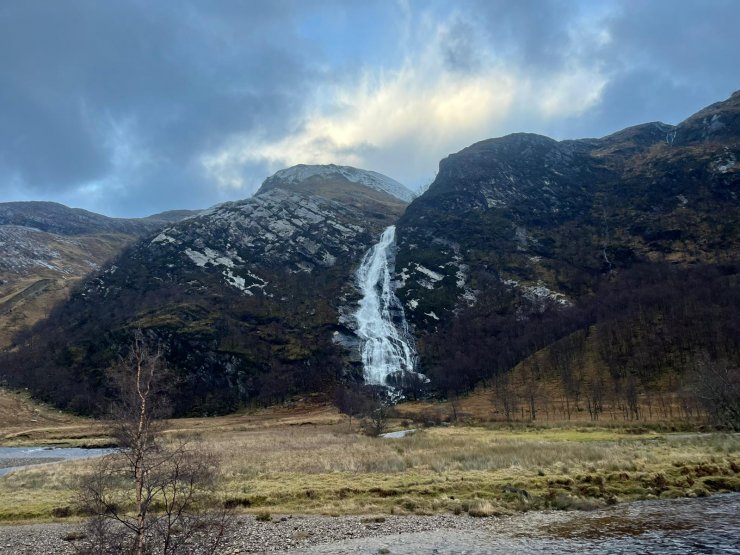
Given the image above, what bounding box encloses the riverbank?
[0,447,115,478]
[1,494,738,554]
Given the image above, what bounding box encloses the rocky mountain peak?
[256,164,415,203]
[672,90,740,145]
[420,132,588,214]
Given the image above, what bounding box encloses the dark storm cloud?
[594,0,740,128]
[0,0,321,208]
[464,0,579,72]
[0,0,737,216]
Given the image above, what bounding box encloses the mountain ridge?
[393,91,739,402]
[2,93,738,419]
[0,201,201,236]
[1,166,411,414]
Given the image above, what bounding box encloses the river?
[0,446,114,477]
[279,494,740,554]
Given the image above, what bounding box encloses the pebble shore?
[0,514,479,554]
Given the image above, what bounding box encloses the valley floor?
[0,397,738,528]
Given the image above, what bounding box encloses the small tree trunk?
[134,348,149,555]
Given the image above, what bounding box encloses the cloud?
[0,0,737,215]
[440,19,482,74]
[201,7,607,192]
[0,0,322,213]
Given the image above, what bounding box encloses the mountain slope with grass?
[2,167,412,415]
[0,202,198,348]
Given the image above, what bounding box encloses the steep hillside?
[395,91,739,409]
[2,167,411,415]
[0,203,199,347]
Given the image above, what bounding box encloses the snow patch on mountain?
[184,247,238,269]
[414,264,444,282]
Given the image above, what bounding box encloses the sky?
[0,0,738,217]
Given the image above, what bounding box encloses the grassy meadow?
[0,395,738,524]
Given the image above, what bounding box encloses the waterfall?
[354,225,417,386]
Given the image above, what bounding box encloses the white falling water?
[354,225,417,385]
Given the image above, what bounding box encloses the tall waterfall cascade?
[354,225,418,386]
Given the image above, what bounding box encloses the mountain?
[3,93,738,420]
[0,202,199,347]
[257,164,415,203]
[1,167,412,414]
[394,91,739,404]
[0,201,190,236]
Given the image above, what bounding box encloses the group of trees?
[420,262,740,428]
[334,383,393,436]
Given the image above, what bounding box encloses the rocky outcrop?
[2,167,412,415]
[395,91,740,330]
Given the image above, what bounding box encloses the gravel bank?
[0,514,477,554]
[0,523,75,554]
[2,494,738,554]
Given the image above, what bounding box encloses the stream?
[0,446,114,477]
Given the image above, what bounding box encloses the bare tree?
[365,402,391,437]
[686,354,740,430]
[493,373,518,422]
[361,386,391,437]
[75,330,232,554]
[585,377,604,421]
[334,384,370,429]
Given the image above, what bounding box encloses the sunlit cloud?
[201,69,518,191]
[200,14,607,192]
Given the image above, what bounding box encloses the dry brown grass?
[0,388,103,445]
[0,398,737,523]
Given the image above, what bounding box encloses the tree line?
[419,261,740,428]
